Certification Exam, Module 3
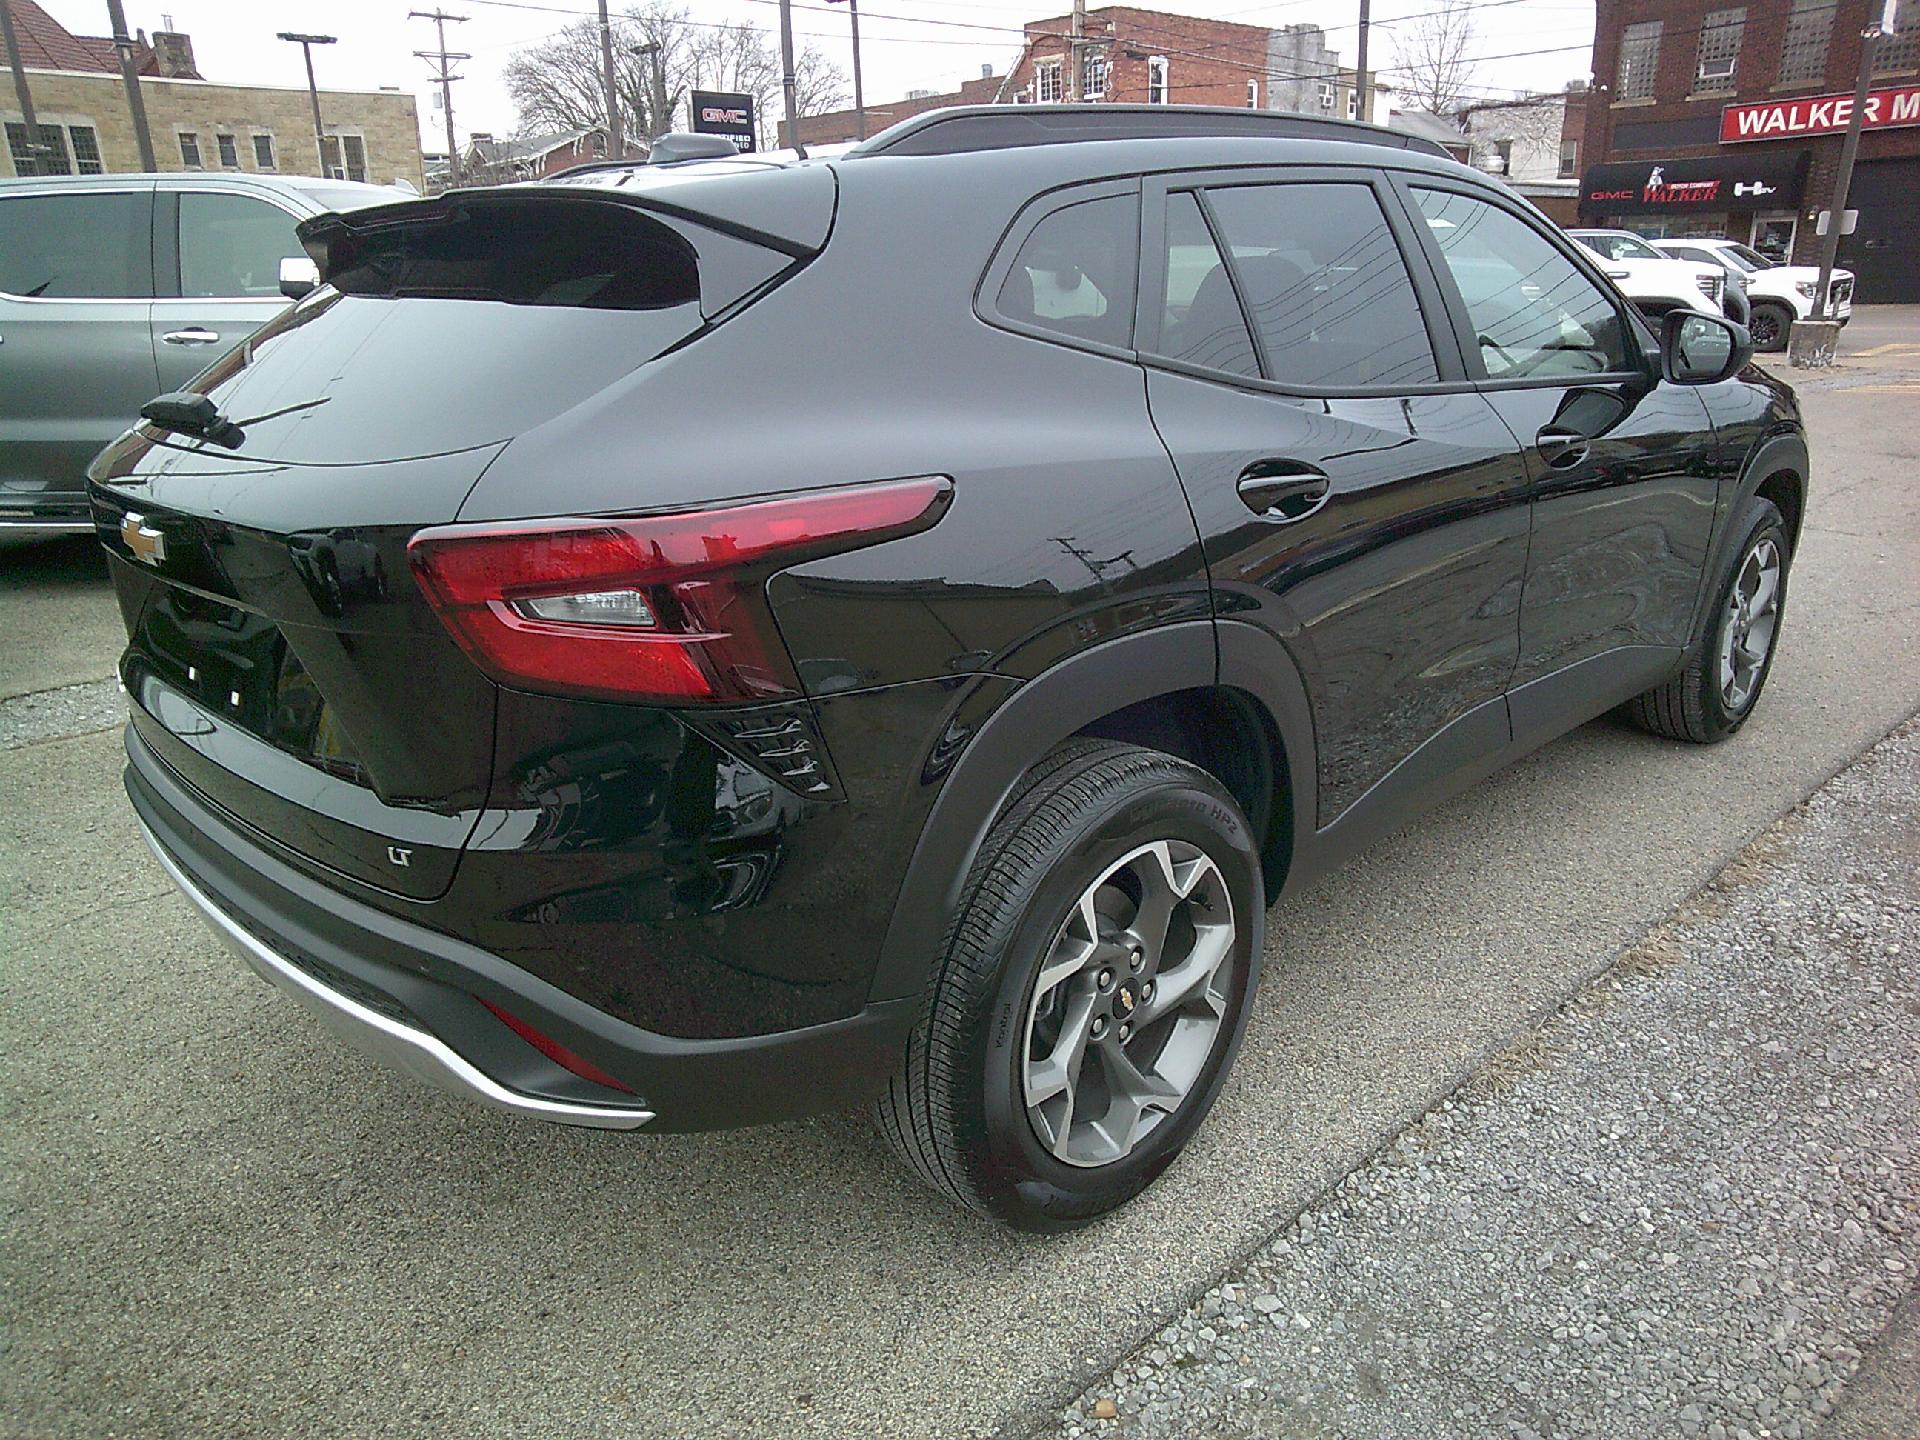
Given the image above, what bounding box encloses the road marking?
[1846,384,1920,395]
[1849,343,1920,357]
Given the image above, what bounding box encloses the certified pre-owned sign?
[1722,83,1920,143]
[690,90,756,152]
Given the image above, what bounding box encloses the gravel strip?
[1049,719,1920,1440]
[0,677,124,750]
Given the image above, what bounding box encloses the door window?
[0,191,150,298]
[1156,190,1258,377]
[994,192,1138,350]
[1413,188,1631,380]
[178,192,302,299]
[1200,182,1440,388]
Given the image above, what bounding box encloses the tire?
[1749,301,1793,354]
[1625,496,1790,744]
[873,740,1263,1231]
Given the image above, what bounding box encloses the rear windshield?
[325,201,701,310]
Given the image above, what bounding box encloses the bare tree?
[503,2,845,153]
[1392,0,1478,115]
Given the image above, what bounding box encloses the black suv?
[90,107,1806,1231]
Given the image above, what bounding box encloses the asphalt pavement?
[3,309,1918,1439]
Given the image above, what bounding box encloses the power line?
[411,9,471,187]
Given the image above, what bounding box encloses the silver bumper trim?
[139,820,656,1131]
[0,519,93,540]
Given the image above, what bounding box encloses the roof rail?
[851,104,1451,160]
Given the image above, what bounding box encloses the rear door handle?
[1535,425,1591,470]
[1236,461,1331,522]
[161,327,222,346]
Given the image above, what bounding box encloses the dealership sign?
[1721,84,1920,143]
[690,90,756,152]
[1580,151,1809,214]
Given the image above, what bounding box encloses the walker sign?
[1721,84,1920,143]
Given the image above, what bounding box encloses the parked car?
[1566,228,1727,319]
[90,106,1807,1231]
[0,172,405,540]
[1651,237,1853,353]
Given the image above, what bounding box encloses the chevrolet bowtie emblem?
[1117,987,1136,1014]
[121,512,166,567]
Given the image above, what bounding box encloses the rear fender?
[869,619,1320,1003]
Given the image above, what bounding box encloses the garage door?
[1839,157,1920,304]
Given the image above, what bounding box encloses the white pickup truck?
[1652,236,1854,353]
[1566,229,1727,321]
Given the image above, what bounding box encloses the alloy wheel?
[1719,536,1782,714]
[1021,840,1236,1168]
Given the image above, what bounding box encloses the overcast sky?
[36,0,1599,150]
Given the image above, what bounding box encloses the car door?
[1138,169,1534,836]
[150,187,308,390]
[1400,181,1721,749]
[0,183,158,523]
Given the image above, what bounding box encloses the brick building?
[1581,0,1918,301]
[1,0,425,190]
[784,7,1372,149]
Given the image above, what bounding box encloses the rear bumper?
[128,724,918,1132]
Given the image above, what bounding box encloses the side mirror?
[1660,310,1751,385]
[279,255,321,300]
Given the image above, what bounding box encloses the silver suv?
[0,172,405,539]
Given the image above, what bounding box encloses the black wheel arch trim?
[867,618,1320,1005]
[1692,427,1807,641]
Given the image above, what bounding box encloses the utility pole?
[1355,0,1372,123]
[410,10,468,189]
[826,0,865,140]
[1810,2,1891,322]
[277,32,337,176]
[1067,0,1085,101]
[106,0,156,170]
[778,0,804,158]
[596,0,622,158]
[631,41,666,143]
[1,0,48,175]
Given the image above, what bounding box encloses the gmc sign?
[1721,84,1920,143]
[690,89,756,152]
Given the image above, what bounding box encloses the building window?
[216,133,239,168]
[5,121,70,175]
[1317,80,1336,112]
[1491,139,1513,173]
[1777,0,1835,86]
[321,134,368,183]
[1083,51,1107,98]
[252,133,276,170]
[1347,90,1360,119]
[1694,8,1744,92]
[1147,56,1169,105]
[178,131,202,168]
[1246,78,1259,108]
[1616,20,1662,100]
[1035,60,1062,104]
[66,124,102,173]
[1874,12,1918,74]
[1558,138,1579,178]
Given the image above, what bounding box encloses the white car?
[1651,237,1853,353]
[1566,229,1726,321]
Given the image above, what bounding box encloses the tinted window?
[996,193,1137,350]
[1203,183,1439,388]
[1156,189,1257,377]
[0,190,149,298]
[180,192,303,298]
[1414,189,1630,380]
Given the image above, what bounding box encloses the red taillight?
[407,477,952,703]
[478,998,636,1094]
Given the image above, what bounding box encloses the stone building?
[1,0,424,190]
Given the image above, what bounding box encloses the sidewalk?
[1048,719,1920,1440]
